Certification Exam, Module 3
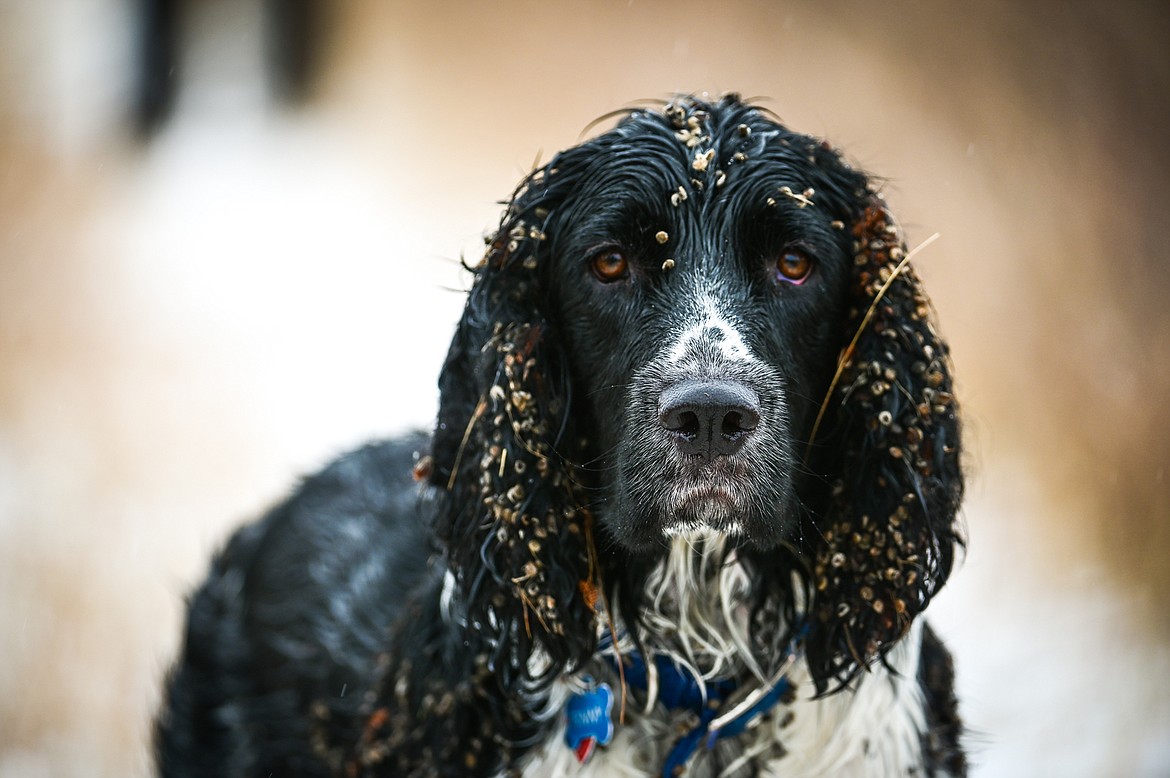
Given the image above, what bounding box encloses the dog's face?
[432,96,961,685]
[543,105,862,550]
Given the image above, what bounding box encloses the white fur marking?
[667,296,755,365]
[514,625,931,777]
[510,536,937,778]
[439,569,459,624]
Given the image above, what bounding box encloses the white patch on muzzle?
[667,295,756,365]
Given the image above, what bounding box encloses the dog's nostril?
[722,408,759,439]
[658,380,762,459]
[664,410,701,440]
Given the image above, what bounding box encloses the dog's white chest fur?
[510,534,929,778]
[513,628,925,778]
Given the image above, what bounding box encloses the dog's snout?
[658,380,761,459]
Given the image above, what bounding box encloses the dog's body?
[156,96,965,777]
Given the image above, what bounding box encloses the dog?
[155,94,966,777]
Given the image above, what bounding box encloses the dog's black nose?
[659,380,761,459]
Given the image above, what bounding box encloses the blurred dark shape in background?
[134,0,179,134]
[265,0,329,103]
[135,0,329,135]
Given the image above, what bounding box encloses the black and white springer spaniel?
[156,95,965,777]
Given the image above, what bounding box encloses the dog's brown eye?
[776,250,812,284]
[591,249,629,282]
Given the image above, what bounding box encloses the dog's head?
[429,95,962,692]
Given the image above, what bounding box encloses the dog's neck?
[633,529,767,684]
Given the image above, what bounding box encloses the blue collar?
[620,651,793,777]
[565,644,798,778]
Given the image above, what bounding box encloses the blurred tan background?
[1,1,1168,775]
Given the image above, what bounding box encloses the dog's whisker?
[583,381,633,399]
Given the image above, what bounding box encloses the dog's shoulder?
[156,434,437,776]
[243,435,434,591]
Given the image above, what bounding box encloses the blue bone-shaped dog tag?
[564,681,614,763]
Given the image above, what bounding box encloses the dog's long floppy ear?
[805,196,963,691]
[427,166,595,687]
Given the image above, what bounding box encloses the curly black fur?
[155,95,965,777]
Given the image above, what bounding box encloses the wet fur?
[155,95,965,777]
